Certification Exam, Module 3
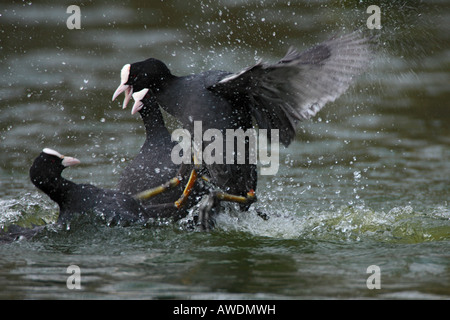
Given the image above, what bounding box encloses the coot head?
[112,58,173,109]
[30,148,152,224]
[29,148,80,196]
[30,148,80,180]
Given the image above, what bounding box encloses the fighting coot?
[131,89,257,229]
[30,148,152,225]
[112,32,372,206]
[116,89,187,205]
[118,88,208,219]
[2,146,190,243]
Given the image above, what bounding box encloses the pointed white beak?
[43,148,81,167]
[131,88,149,115]
[131,100,143,115]
[112,83,133,109]
[62,156,81,167]
[113,64,133,109]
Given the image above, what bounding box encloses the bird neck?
[31,171,76,205]
[139,107,167,138]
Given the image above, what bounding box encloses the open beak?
[131,100,143,115]
[131,88,149,115]
[62,156,81,167]
[112,83,133,109]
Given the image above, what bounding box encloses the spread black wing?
[208,31,373,146]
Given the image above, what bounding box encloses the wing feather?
[209,31,374,146]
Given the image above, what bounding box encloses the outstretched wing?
[208,31,373,146]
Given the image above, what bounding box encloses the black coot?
[116,89,187,206]
[2,146,190,243]
[112,32,372,205]
[126,89,207,211]
[29,148,151,225]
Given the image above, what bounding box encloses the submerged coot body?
[30,148,150,225]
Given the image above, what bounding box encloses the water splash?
[0,193,57,231]
[2,192,448,245]
[215,204,450,244]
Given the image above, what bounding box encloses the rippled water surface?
[1,1,449,299]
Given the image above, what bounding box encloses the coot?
[30,148,152,225]
[131,89,258,229]
[112,32,372,205]
[1,147,190,243]
[118,89,207,219]
[116,89,188,205]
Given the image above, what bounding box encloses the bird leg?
[134,143,259,226]
[173,144,205,209]
[134,167,260,230]
[133,161,194,202]
[174,169,198,209]
[133,177,181,201]
[133,162,202,211]
[198,189,257,231]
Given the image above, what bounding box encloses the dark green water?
[0,1,449,299]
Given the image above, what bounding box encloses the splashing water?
[0,193,57,231]
[215,204,450,244]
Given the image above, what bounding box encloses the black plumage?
[29,148,150,225]
[116,93,185,205]
[112,31,372,203]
